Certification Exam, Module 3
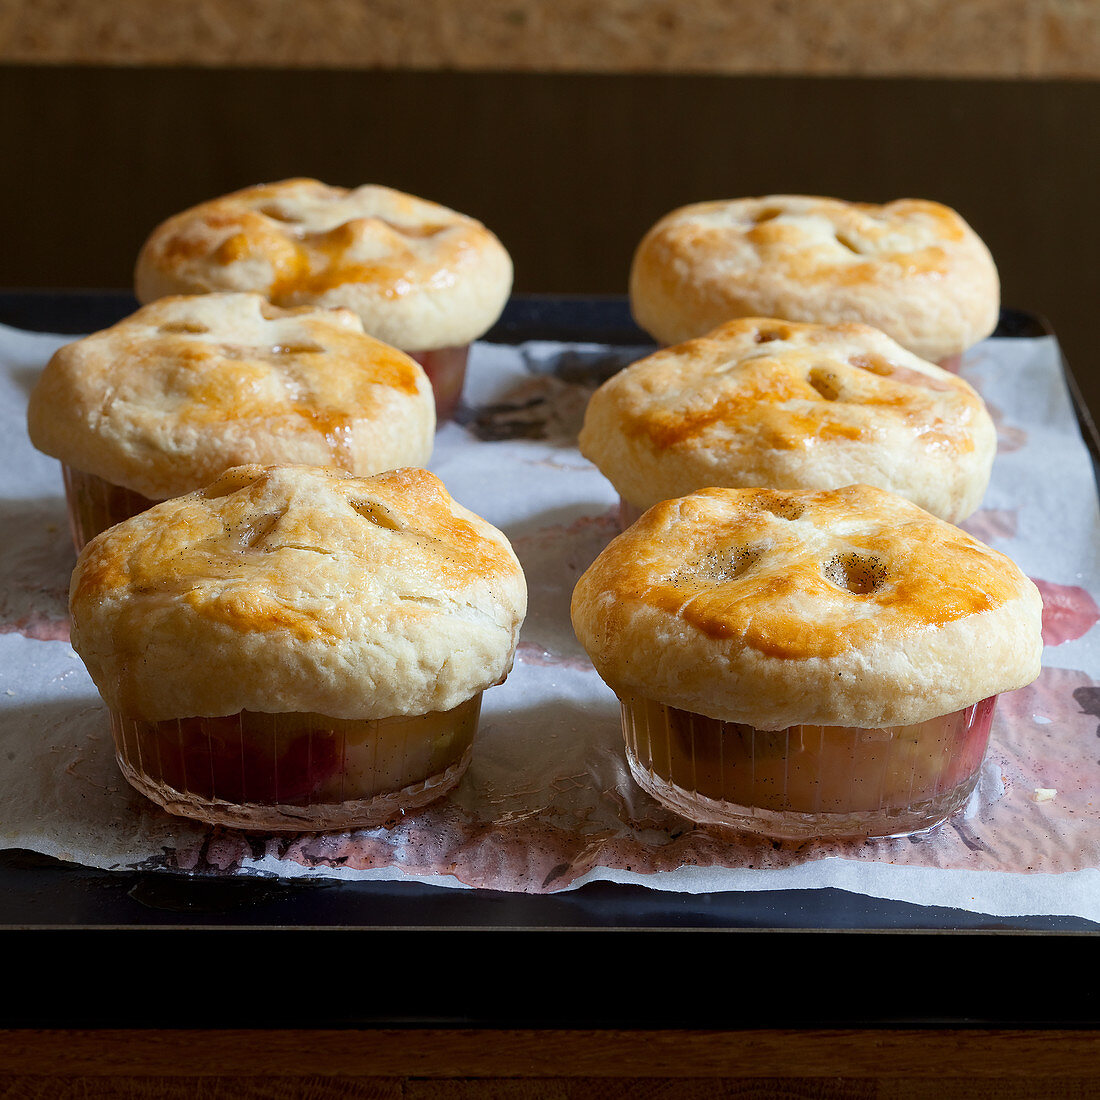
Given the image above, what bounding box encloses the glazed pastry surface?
[629,195,999,360]
[27,293,435,499]
[70,464,528,722]
[579,317,995,522]
[134,178,514,351]
[570,484,1043,729]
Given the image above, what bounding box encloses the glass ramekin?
[620,693,997,840]
[409,344,470,423]
[110,694,482,832]
[617,497,646,530]
[62,464,161,552]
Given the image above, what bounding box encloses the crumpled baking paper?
[2,318,1099,922]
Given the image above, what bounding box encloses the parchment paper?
[2,318,1099,921]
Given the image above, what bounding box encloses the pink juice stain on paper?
[961,508,1018,545]
[515,641,593,670]
[0,501,75,642]
[0,613,70,643]
[983,400,1028,453]
[1032,578,1100,646]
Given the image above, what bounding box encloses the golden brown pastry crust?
[70,464,528,722]
[629,196,1000,361]
[579,318,996,523]
[570,484,1042,729]
[134,178,514,351]
[27,293,435,500]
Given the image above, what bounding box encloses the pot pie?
[134,178,514,419]
[570,484,1043,840]
[69,463,528,832]
[26,292,435,551]
[579,317,996,526]
[629,195,1000,368]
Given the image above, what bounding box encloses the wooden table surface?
[1,1028,1099,1095]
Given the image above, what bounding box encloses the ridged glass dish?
[621,693,997,840]
[62,463,160,551]
[409,344,469,423]
[110,694,482,832]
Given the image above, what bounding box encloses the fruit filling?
[62,464,161,551]
[409,344,470,423]
[110,695,481,818]
[621,694,996,832]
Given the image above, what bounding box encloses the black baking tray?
[1,290,1098,1031]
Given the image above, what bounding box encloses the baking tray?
[1,290,1098,1031]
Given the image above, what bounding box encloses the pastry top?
[134,178,514,351]
[628,195,1000,361]
[579,318,996,523]
[70,464,528,722]
[27,293,435,500]
[570,484,1042,729]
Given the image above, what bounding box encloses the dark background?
[4,66,1097,407]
